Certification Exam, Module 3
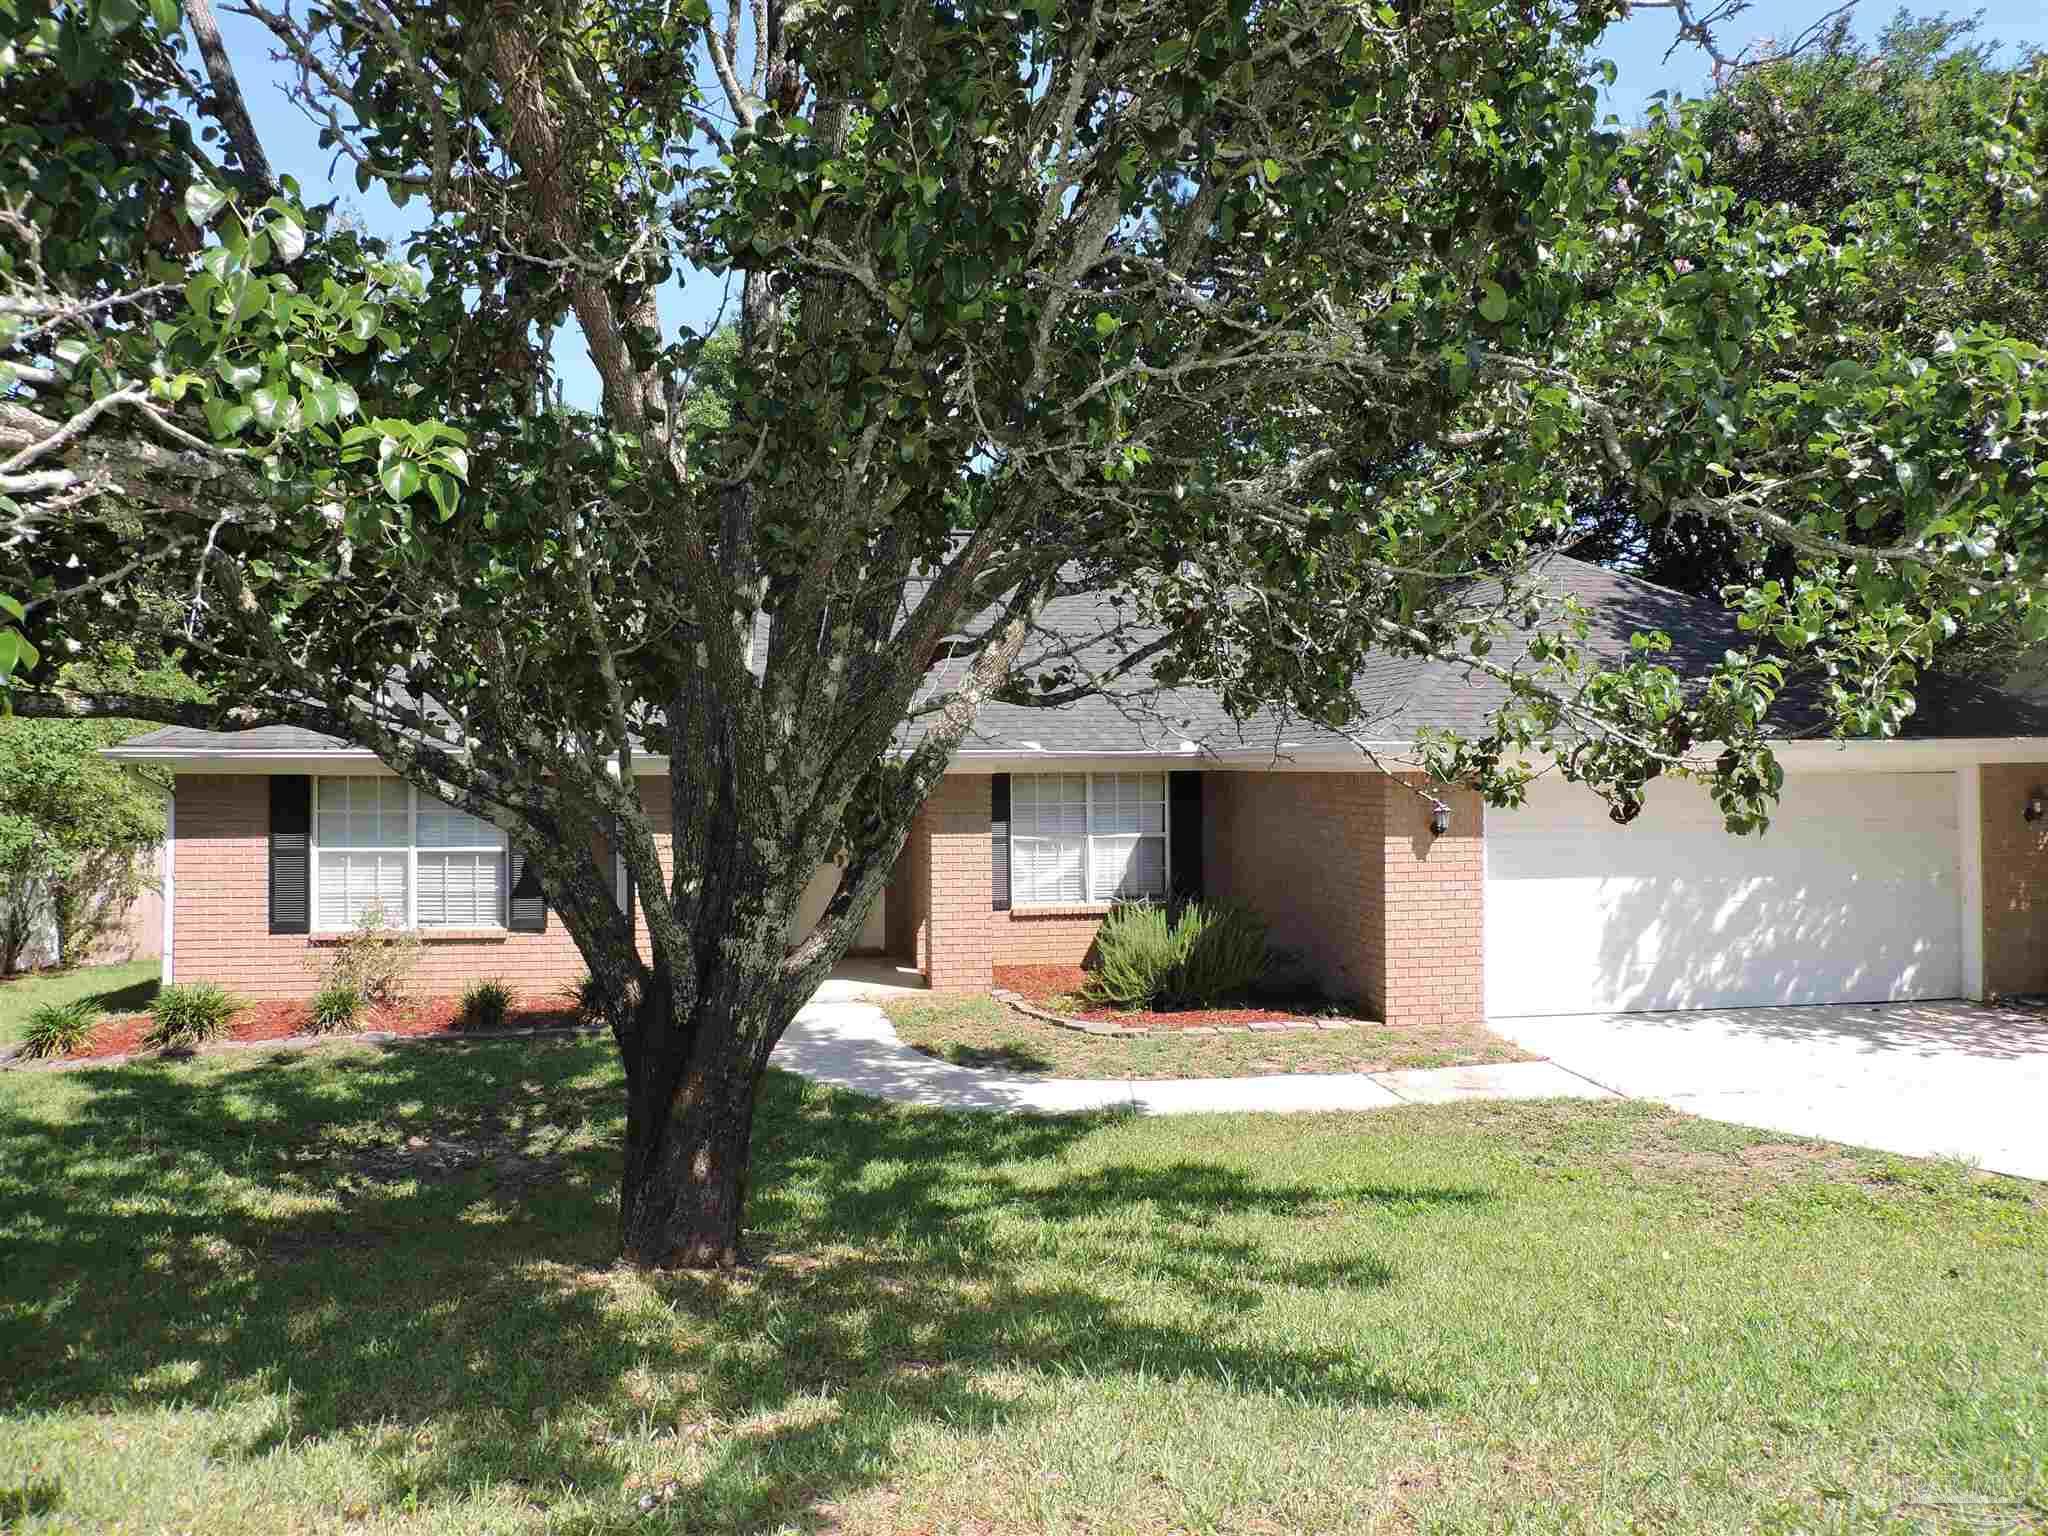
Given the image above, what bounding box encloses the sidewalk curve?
[771,1000,1616,1115]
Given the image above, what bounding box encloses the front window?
[312,777,507,930]
[1011,772,1168,905]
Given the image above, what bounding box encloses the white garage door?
[1485,772,1962,1016]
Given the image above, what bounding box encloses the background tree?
[1567,9,2047,611]
[0,649,189,972]
[1,0,2044,1266]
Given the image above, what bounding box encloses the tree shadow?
[0,1037,1484,1531]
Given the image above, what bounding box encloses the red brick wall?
[1204,772,1382,1006]
[171,773,670,1003]
[1982,762,2048,998]
[866,767,1492,1024]
[994,908,1106,967]
[1375,776,1485,1028]
[886,809,930,970]
[922,774,993,991]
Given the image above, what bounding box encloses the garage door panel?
[1486,773,1961,1015]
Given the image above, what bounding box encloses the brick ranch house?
[107,558,2048,1025]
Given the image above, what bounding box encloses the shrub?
[567,971,607,1025]
[1082,901,1181,1010]
[19,998,99,1059]
[1082,900,1272,1011]
[308,980,365,1034]
[303,904,421,1008]
[145,982,238,1048]
[455,978,515,1031]
[1168,902,1271,1008]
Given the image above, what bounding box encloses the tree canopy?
[1566,8,2048,605]
[2,0,2044,1263]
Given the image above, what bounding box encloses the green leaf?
[0,595,23,622]
[249,386,285,428]
[270,212,306,263]
[0,629,34,678]
[184,181,227,226]
[1478,282,1510,324]
[427,473,458,520]
[1093,312,1120,337]
[380,459,423,502]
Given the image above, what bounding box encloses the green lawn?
[2,1040,2044,1534]
[0,959,158,1046]
[888,992,1533,1078]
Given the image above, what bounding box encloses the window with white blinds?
[1011,772,1168,905]
[312,778,507,930]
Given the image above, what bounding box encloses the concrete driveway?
[1489,1000,2048,1182]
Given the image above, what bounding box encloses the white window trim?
[310,776,508,934]
[1009,771,1171,908]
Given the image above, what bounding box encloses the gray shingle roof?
[108,556,2048,762]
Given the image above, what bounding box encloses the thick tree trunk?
[616,985,771,1270]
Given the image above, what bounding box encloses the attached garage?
[1485,771,1965,1016]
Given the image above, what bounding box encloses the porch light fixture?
[2027,790,2045,824]
[1429,803,1451,838]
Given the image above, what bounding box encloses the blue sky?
[212,1,2048,408]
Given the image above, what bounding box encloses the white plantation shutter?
[1089,833,1166,901]
[317,777,408,847]
[318,850,408,927]
[311,781,507,931]
[417,852,503,928]
[415,800,499,849]
[1012,774,1088,903]
[1010,772,1168,905]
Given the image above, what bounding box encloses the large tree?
[1566,8,2048,603]
[2,0,2044,1265]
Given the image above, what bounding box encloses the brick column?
[1981,762,2048,998]
[922,774,994,992]
[1374,775,1485,1027]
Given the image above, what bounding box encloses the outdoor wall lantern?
[2026,790,2045,824]
[1429,803,1451,838]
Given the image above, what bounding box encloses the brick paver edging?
[0,1020,611,1074]
[989,988,1359,1038]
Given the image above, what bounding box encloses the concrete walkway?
[771,998,1614,1116]
[1491,1000,2048,1183]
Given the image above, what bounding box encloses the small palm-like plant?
[20,998,99,1060]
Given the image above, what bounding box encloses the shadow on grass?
[0,1037,1484,1531]
[924,1039,1056,1073]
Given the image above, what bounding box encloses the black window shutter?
[508,848,548,932]
[1169,771,1203,901]
[269,775,312,934]
[990,773,1011,911]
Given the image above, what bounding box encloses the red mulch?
[991,965,1327,1030]
[66,996,585,1061]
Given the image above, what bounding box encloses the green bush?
[1082,900,1271,1011]
[1170,901,1271,1007]
[1082,901,1182,1009]
[455,977,515,1031]
[301,905,420,1007]
[19,998,99,1059]
[144,982,238,1048]
[308,980,365,1034]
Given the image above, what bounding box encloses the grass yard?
[888,991,1534,1078]
[0,959,158,1047]
[2,1043,2045,1535]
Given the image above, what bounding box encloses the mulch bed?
[64,997,584,1061]
[990,965,1347,1030]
